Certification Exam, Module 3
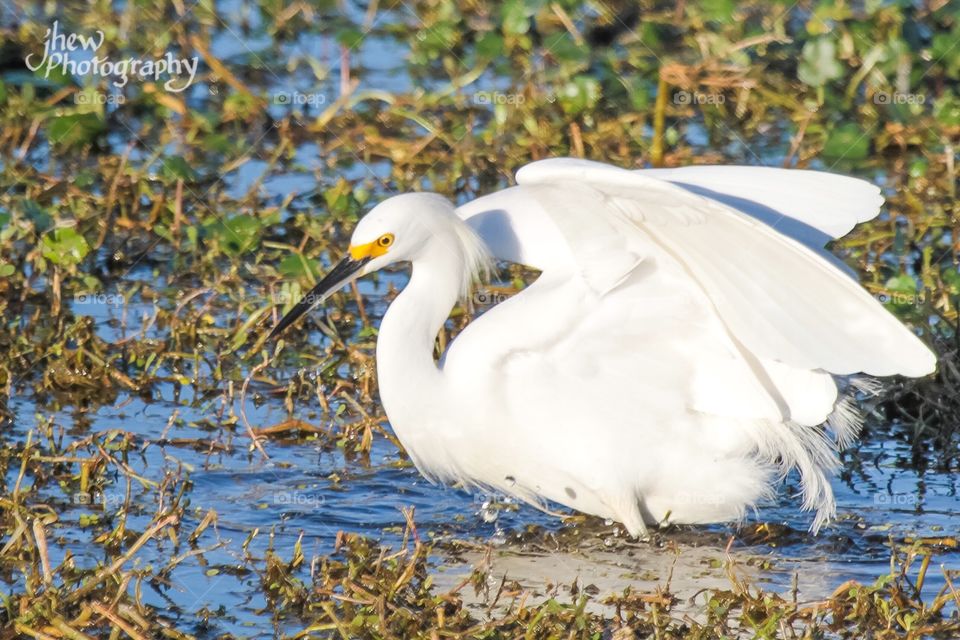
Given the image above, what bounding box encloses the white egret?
[269,158,936,537]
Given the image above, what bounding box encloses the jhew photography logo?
[26,20,200,92]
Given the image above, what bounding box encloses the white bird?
[269,158,936,537]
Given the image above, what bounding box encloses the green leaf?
[41,227,91,266]
[476,32,504,59]
[807,3,852,36]
[74,169,97,189]
[886,274,918,294]
[699,0,735,23]
[206,214,263,256]
[619,77,650,111]
[336,28,365,49]
[278,254,320,279]
[186,225,198,249]
[0,263,14,277]
[161,156,197,182]
[22,200,52,232]
[908,158,928,179]
[202,133,233,154]
[557,76,601,116]
[932,32,960,79]
[798,38,843,88]
[47,112,105,148]
[934,94,960,127]
[502,0,530,36]
[223,91,260,120]
[882,274,922,309]
[822,123,870,160]
[879,273,924,313]
[353,185,370,205]
[357,325,378,339]
[415,22,458,57]
[941,267,960,295]
[546,33,589,63]
[323,179,357,217]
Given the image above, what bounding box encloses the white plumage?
[272,158,936,536]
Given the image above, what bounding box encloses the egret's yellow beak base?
[349,233,394,261]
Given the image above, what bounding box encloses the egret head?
[268,192,490,339]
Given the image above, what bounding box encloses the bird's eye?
[378,234,394,247]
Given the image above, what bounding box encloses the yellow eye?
[351,233,395,260]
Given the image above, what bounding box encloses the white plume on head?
[354,191,493,300]
[449,214,494,301]
[407,192,493,301]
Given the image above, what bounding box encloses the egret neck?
[375,240,463,439]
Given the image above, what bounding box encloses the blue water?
[4,266,958,637]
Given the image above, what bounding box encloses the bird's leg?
[635,520,650,541]
[632,496,654,541]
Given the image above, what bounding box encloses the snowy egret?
[269,158,936,536]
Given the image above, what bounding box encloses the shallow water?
[4,276,958,636]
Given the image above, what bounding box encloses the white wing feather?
[475,158,935,377]
[639,165,884,246]
[448,157,935,532]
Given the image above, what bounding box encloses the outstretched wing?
[446,159,933,531]
[637,164,884,249]
[455,158,934,378]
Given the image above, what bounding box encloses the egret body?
[270,159,935,536]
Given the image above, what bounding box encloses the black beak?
[268,255,369,340]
